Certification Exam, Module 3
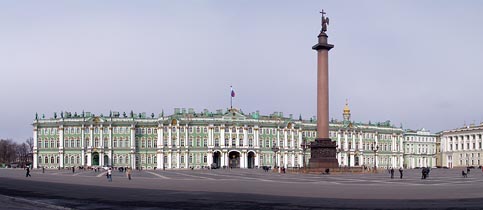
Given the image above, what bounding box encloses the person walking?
[390,168,394,179]
[42,166,45,174]
[399,167,403,179]
[26,167,31,177]
[127,167,132,180]
[72,166,75,174]
[107,168,112,182]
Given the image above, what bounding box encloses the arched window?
[45,157,48,164]
[114,156,118,164]
[51,156,55,164]
[71,156,75,165]
[153,156,157,164]
[142,139,145,148]
[113,138,117,148]
[38,156,42,164]
[38,139,42,148]
[147,156,151,164]
[148,139,152,148]
[77,139,80,148]
[76,156,80,164]
[104,138,108,148]
[94,138,99,147]
[50,139,55,148]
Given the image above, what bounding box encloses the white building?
[403,129,437,168]
[441,124,483,168]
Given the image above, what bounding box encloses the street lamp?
[271,144,279,172]
[371,144,379,173]
[300,135,310,171]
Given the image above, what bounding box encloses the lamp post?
[271,144,279,172]
[371,144,379,173]
[300,135,310,171]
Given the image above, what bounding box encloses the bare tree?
[26,137,34,154]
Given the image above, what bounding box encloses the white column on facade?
[185,125,189,148]
[229,128,233,147]
[221,152,226,167]
[208,127,213,147]
[167,152,172,168]
[176,152,180,168]
[344,132,348,150]
[90,126,94,148]
[284,152,288,168]
[359,133,363,151]
[99,126,103,148]
[240,152,245,168]
[157,127,162,149]
[255,152,260,167]
[168,127,172,148]
[176,127,180,148]
[255,128,259,148]
[291,152,295,167]
[298,130,302,149]
[337,132,341,149]
[290,130,294,149]
[100,153,104,166]
[225,152,229,167]
[207,151,213,167]
[351,132,356,150]
[33,127,38,168]
[185,151,189,168]
[284,130,288,149]
[109,127,113,148]
[243,128,248,148]
[236,129,240,147]
[221,126,225,148]
[59,126,64,168]
[130,127,135,149]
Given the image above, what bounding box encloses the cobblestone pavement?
[1,168,482,209]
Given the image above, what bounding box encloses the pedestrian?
[72,166,75,174]
[467,167,471,175]
[390,168,394,179]
[26,167,31,177]
[107,168,112,182]
[421,167,426,179]
[127,167,132,180]
[42,166,45,174]
[462,170,468,178]
[399,167,403,179]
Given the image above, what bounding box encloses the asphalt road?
[1,168,482,209]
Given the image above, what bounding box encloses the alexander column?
[309,10,339,169]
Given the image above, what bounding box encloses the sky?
[1,1,482,142]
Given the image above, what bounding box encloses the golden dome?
[343,100,350,114]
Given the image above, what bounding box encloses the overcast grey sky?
[1,1,482,142]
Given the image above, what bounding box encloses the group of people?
[106,167,133,182]
[388,167,404,179]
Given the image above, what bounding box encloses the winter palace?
[33,104,437,170]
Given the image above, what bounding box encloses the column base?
[309,138,339,169]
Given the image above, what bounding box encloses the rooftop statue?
[320,10,330,33]
[35,112,38,120]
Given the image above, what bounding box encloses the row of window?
[405,136,436,142]
[448,142,483,151]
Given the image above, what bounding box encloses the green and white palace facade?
[32,105,407,170]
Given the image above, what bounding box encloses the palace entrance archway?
[228,151,240,168]
[247,151,255,168]
[212,151,221,169]
[92,152,99,166]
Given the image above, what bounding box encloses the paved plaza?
[1,168,483,209]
